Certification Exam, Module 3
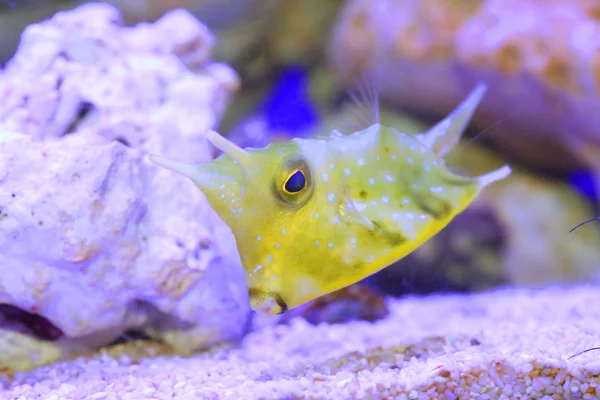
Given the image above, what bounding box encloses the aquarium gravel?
[3,285,600,399]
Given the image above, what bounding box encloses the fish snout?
[248,287,289,315]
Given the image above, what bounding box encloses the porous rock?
[328,0,600,173]
[0,2,249,371]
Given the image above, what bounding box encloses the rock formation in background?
[328,0,600,174]
[0,3,249,372]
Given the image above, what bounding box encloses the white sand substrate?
[2,285,600,400]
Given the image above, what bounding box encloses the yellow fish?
[149,83,511,316]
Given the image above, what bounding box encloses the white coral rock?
[0,2,249,367]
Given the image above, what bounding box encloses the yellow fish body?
[150,83,511,315]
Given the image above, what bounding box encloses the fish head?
[150,131,347,315]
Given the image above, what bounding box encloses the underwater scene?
[2,0,600,399]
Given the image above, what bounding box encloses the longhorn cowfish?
[149,83,511,315]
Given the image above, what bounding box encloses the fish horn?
[149,154,219,190]
[204,129,251,166]
[417,83,488,157]
[149,154,198,177]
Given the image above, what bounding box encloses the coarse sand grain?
[2,285,600,399]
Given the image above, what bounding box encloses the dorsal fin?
[343,72,381,131]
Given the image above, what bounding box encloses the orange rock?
[328,0,600,172]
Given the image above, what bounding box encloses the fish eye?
[283,169,306,194]
[273,156,314,206]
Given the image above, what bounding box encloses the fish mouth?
[248,287,289,315]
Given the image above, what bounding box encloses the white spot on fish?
[370,200,378,206]
[453,188,460,194]
[382,196,390,204]
[220,194,225,199]
[432,160,438,166]
[328,242,334,248]
[369,178,375,185]
[328,193,335,202]
[350,237,356,244]
[332,216,340,224]
[344,168,351,176]
[315,241,320,246]
[419,214,428,220]
[257,235,262,241]
[266,254,272,263]
[384,174,394,182]
[391,213,400,221]
[254,265,262,272]
[219,185,225,189]
[313,212,319,218]
[406,157,412,163]
[424,165,430,171]
[275,243,281,248]
[391,154,397,160]
[329,163,334,169]
[358,158,365,166]
[282,228,287,234]
[322,172,329,182]
[376,155,380,161]
[430,186,444,193]
[406,213,414,220]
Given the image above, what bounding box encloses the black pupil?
[285,170,306,193]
